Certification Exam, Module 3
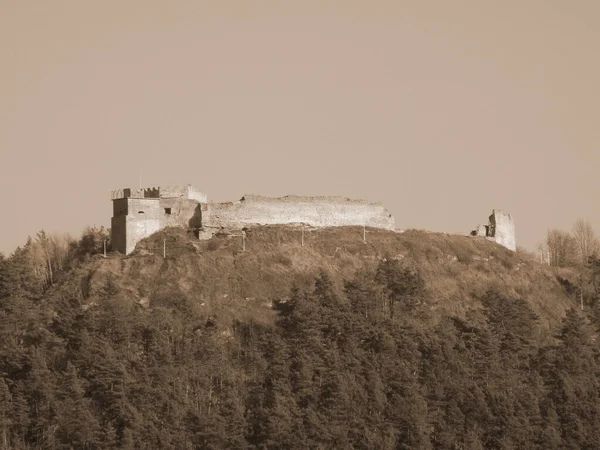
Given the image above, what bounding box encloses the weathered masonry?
[471,209,516,251]
[111,186,206,255]
[111,185,396,255]
[111,185,517,255]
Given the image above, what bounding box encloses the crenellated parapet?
[111,185,206,201]
[111,188,129,200]
[111,188,157,199]
[144,187,160,198]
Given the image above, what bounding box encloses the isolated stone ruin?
[470,209,516,251]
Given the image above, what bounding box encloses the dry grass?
[83,225,576,331]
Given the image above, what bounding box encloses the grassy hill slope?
[81,225,574,333]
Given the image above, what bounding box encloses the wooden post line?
[229,233,246,251]
[363,224,374,242]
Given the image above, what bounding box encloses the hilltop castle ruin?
[110,184,517,254]
[110,185,395,254]
[470,210,516,251]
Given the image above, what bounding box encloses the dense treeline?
[1,230,600,449]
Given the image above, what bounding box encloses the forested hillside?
[1,225,599,449]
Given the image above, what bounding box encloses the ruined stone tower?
[471,209,516,251]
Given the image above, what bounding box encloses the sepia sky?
[2,0,600,255]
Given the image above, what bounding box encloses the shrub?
[207,240,220,252]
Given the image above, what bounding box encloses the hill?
[86,225,572,332]
[1,225,598,449]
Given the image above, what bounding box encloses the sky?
[2,0,599,254]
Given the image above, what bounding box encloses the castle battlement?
[111,185,207,202]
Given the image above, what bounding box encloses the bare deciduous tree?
[572,219,599,266]
[546,229,577,268]
[27,230,75,291]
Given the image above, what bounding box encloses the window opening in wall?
[138,211,145,214]
[164,208,172,215]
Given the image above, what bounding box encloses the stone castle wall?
[111,187,396,254]
[204,195,395,231]
[160,197,203,229]
[111,184,516,255]
[471,209,516,251]
[489,210,516,251]
[111,195,203,254]
[158,185,207,201]
[111,198,161,254]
